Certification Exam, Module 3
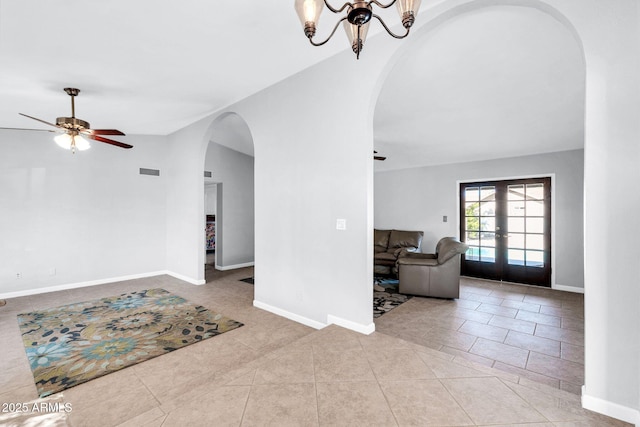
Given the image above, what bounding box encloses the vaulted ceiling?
[0,2,584,170]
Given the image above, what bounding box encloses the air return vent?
[139,168,160,176]
[204,171,212,178]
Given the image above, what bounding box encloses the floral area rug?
[17,288,243,397]
[373,277,413,318]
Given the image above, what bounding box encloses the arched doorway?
[201,112,255,282]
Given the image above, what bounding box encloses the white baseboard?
[0,270,206,299]
[215,262,255,271]
[165,271,206,285]
[582,386,640,426]
[253,300,326,330]
[0,271,168,299]
[553,284,585,294]
[327,315,375,335]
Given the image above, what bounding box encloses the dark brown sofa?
[374,229,424,275]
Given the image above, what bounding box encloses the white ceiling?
[374,6,585,171]
[0,2,585,170]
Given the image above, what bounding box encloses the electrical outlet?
[16,273,21,279]
[336,219,347,230]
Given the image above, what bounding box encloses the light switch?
[336,219,347,230]
[443,215,448,223]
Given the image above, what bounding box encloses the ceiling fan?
[0,88,132,153]
[374,150,386,161]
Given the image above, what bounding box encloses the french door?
[459,177,551,287]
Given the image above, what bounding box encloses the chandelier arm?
[323,0,353,14]
[309,16,348,46]
[368,0,397,10]
[372,13,410,39]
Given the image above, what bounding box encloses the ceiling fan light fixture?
[54,133,90,153]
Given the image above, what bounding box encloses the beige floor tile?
[253,347,315,385]
[314,348,376,383]
[505,330,561,357]
[163,385,250,427]
[63,368,161,427]
[522,294,563,308]
[460,292,505,306]
[439,346,495,367]
[561,342,585,364]
[458,320,509,342]
[416,352,491,378]
[242,383,318,426]
[116,407,167,427]
[367,348,436,381]
[535,324,584,346]
[493,361,560,389]
[316,381,396,425]
[476,302,518,318]
[380,379,473,426]
[422,326,478,351]
[526,352,584,385]
[561,316,585,332]
[489,314,537,334]
[441,377,548,425]
[501,299,542,313]
[516,310,561,327]
[470,338,530,368]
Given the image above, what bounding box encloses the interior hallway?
[0,269,629,426]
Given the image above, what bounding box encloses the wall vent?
[139,168,160,176]
[204,171,212,178]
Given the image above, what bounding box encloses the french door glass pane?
[508,217,525,232]
[526,250,544,267]
[526,234,544,250]
[526,200,544,216]
[466,187,480,202]
[481,233,496,247]
[466,246,480,261]
[526,183,544,200]
[508,185,525,200]
[508,201,525,216]
[508,249,525,265]
[480,186,495,201]
[466,202,480,217]
[481,201,496,216]
[526,217,544,233]
[481,247,496,262]
[466,217,479,231]
[509,233,525,249]
[480,217,495,232]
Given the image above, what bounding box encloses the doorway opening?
[460,177,552,287]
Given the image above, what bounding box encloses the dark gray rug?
[239,277,254,285]
[373,277,412,318]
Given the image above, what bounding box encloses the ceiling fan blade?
[82,129,126,136]
[19,113,61,129]
[0,127,59,133]
[374,156,387,161]
[86,134,133,149]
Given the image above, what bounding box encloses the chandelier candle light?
[294,0,422,59]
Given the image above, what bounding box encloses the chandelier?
[295,0,422,59]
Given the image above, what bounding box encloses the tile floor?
[376,277,586,394]
[0,269,630,426]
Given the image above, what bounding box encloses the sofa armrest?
[397,255,438,267]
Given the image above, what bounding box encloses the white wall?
[204,184,217,215]
[0,130,168,297]
[374,149,584,290]
[204,142,254,268]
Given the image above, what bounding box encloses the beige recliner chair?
[397,237,468,298]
